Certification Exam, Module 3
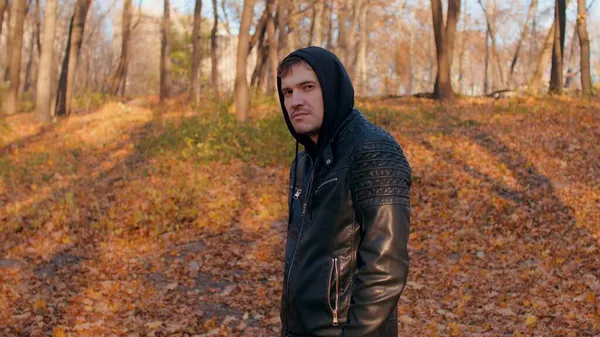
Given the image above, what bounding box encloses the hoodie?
[277,46,355,155]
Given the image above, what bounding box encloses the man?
[277,46,412,337]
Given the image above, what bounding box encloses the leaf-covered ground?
[0,96,599,337]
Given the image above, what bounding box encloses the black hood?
[277,47,355,155]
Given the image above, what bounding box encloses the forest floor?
[1,95,599,337]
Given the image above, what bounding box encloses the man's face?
[281,62,324,143]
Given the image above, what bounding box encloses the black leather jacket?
[281,109,412,337]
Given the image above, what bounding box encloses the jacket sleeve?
[342,140,411,337]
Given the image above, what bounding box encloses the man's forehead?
[281,62,319,85]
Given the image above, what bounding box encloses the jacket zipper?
[314,177,338,194]
[328,257,340,326]
[286,155,318,332]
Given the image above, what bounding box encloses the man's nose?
[291,91,304,108]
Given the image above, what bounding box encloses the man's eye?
[283,91,292,97]
[304,85,314,91]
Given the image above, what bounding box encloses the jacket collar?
[320,109,362,168]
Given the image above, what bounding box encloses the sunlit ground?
[1,95,599,336]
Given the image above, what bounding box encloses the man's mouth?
[292,111,310,120]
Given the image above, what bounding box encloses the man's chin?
[295,129,319,140]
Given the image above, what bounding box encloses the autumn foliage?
[1,96,599,336]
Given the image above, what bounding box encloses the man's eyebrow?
[282,80,318,91]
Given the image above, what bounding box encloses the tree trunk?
[408,29,414,95]
[355,0,368,95]
[577,0,592,94]
[190,0,202,103]
[235,0,254,121]
[4,0,26,115]
[433,0,460,95]
[55,0,92,116]
[531,0,538,62]
[458,0,467,93]
[220,0,231,35]
[0,0,7,38]
[35,0,41,54]
[406,4,414,95]
[266,0,279,96]
[325,0,334,49]
[446,0,461,70]
[3,1,11,82]
[431,0,454,102]
[309,0,324,46]
[549,0,566,94]
[287,2,298,54]
[479,0,504,91]
[276,1,288,59]
[337,0,348,63]
[35,0,57,123]
[249,11,267,56]
[508,0,536,87]
[23,11,37,94]
[211,0,220,99]
[160,0,172,102]
[529,22,555,92]
[484,24,489,94]
[110,0,133,96]
[346,0,361,69]
[564,24,578,88]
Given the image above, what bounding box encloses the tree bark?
[577,0,592,94]
[4,0,26,115]
[55,0,92,116]
[35,0,41,54]
[355,0,368,95]
[0,0,7,38]
[309,0,324,46]
[564,24,578,88]
[235,0,254,121]
[484,21,489,94]
[2,1,11,82]
[337,0,349,63]
[251,38,267,88]
[23,3,38,94]
[434,0,460,94]
[479,0,504,91]
[446,0,461,70]
[431,0,454,102]
[220,0,231,35]
[286,2,298,54]
[211,0,220,99]
[160,0,172,102]
[346,0,361,69]
[529,21,555,92]
[35,0,57,123]
[458,0,467,93]
[407,7,415,95]
[190,0,202,103]
[266,0,279,95]
[549,0,566,94]
[248,11,267,56]
[276,1,287,59]
[110,0,133,96]
[508,0,536,87]
[325,0,333,49]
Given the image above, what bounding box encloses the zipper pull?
[332,310,338,326]
[293,188,302,199]
[302,202,307,216]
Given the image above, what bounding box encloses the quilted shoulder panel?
[350,131,412,209]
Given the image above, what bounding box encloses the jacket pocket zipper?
[328,257,340,326]
[315,177,338,194]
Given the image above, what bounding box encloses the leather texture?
[281,109,411,337]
